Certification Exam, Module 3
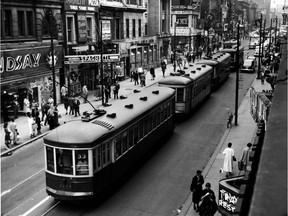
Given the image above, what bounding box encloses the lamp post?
[257,13,263,79]
[100,20,105,105]
[274,16,278,44]
[45,9,57,106]
[235,23,240,126]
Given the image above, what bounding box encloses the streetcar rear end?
[158,64,213,114]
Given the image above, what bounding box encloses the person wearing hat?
[199,182,218,216]
[190,170,204,212]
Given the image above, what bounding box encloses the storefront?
[0,45,63,112]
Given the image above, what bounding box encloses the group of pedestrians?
[190,141,252,215]
[131,66,148,87]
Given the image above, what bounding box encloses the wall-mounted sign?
[65,0,99,11]
[78,13,87,42]
[170,27,192,36]
[101,20,111,40]
[176,15,189,27]
[64,54,120,64]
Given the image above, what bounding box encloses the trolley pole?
[257,13,262,79]
[269,18,272,53]
[234,24,240,126]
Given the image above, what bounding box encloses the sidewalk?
[1,61,192,156]
[178,77,272,216]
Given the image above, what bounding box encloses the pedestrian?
[9,118,18,145]
[261,70,265,85]
[69,96,75,115]
[134,71,139,85]
[63,94,69,115]
[190,170,204,212]
[222,142,235,177]
[130,70,134,82]
[48,95,54,106]
[12,96,19,119]
[23,97,31,115]
[31,99,38,117]
[240,143,252,171]
[198,46,203,59]
[113,82,120,99]
[74,97,81,117]
[198,182,218,216]
[4,122,13,149]
[53,106,60,127]
[192,52,196,63]
[227,111,233,128]
[35,111,42,135]
[27,112,36,138]
[140,72,146,87]
[47,106,55,130]
[161,59,167,77]
[43,102,50,125]
[82,85,88,103]
[150,66,155,80]
[104,84,110,103]
[60,85,67,102]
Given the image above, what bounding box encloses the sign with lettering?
[176,15,189,27]
[64,54,120,64]
[78,14,87,42]
[170,27,192,36]
[0,54,41,73]
[65,0,99,11]
[101,20,111,40]
[219,188,238,213]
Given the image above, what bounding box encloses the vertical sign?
[78,14,87,42]
[102,20,111,40]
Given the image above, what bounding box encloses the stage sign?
[64,54,120,64]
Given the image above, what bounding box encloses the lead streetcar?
[44,86,175,200]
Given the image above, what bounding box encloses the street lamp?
[173,21,178,72]
[45,9,58,106]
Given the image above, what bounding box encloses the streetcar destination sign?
[64,54,120,64]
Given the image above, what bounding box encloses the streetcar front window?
[75,150,89,175]
[46,146,54,172]
[56,149,73,175]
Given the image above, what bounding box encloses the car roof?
[248,56,256,60]
[244,59,253,63]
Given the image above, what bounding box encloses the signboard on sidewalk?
[64,54,120,64]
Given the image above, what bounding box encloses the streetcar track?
[40,200,61,216]
[1,168,44,197]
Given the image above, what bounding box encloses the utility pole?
[235,23,240,126]
[262,19,266,57]
[100,20,104,105]
[174,21,177,72]
[257,13,262,79]
[269,18,272,53]
[274,16,278,43]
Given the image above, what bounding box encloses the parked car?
[241,59,256,73]
[254,46,263,57]
[249,41,257,49]
[247,56,257,66]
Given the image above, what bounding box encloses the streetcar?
[220,44,244,71]
[43,86,175,200]
[196,52,231,91]
[158,64,213,114]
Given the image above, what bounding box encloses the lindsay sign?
[0,53,41,73]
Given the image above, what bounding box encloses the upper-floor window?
[138,19,141,37]
[67,15,76,44]
[2,10,13,37]
[86,17,92,37]
[115,18,120,39]
[126,19,129,38]
[132,19,136,37]
[17,10,35,37]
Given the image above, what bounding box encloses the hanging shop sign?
[176,15,189,27]
[64,54,120,64]
[64,0,99,11]
[101,20,111,40]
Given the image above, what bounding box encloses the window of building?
[86,17,92,37]
[115,18,120,39]
[2,10,13,37]
[126,19,129,38]
[132,19,136,38]
[18,11,25,36]
[145,24,148,36]
[67,16,75,44]
[26,11,34,36]
[127,0,137,4]
[138,19,141,37]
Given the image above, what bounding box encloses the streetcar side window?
[115,135,122,159]
[102,142,111,167]
[128,127,134,148]
[56,149,73,175]
[75,150,89,175]
[133,124,138,144]
[94,145,102,172]
[46,146,54,172]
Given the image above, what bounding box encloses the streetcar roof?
[196,53,231,66]
[44,86,175,147]
[159,64,212,85]
[220,46,244,53]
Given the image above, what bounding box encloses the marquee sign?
[64,0,99,11]
[64,54,120,64]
